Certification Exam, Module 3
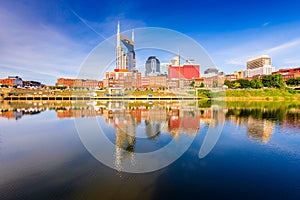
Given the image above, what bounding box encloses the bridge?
[2,95,202,101]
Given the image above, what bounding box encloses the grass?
[223,88,300,99]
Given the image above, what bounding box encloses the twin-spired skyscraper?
[116,22,136,71]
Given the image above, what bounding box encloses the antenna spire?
[132,29,134,42]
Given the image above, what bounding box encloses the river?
[0,100,299,199]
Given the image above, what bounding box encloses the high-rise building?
[116,22,136,71]
[202,68,219,78]
[246,55,275,78]
[145,56,160,76]
[159,62,169,76]
[247,55,271,69]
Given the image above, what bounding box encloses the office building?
[116,22,136,71]
[145,56,161,76]
[246,55,275,78]
[159,62,169,76]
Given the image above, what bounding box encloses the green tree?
[224,80,234,88]
[286,77,300,86]
[262,74,285,88]
[212,81,218,88]
[233,82,241,89]
[250,78,263,89]
[237,79,251,88]
[286,78,295,86]
[200,82,205,88]
[189,80,195,88]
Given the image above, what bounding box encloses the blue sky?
[1,0,300,84]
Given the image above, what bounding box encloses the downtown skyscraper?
[116,22,136,71]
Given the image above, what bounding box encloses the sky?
[1,0,300,85]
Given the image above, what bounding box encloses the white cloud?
[0,4,147,84]
[214,36,300,72]
[0,6,89,84]
[264,38,300,55]
[225,58,245,66]
[262,21,271,27]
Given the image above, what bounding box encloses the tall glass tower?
[116,22,136,71]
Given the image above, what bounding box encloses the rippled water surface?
[0,100,300,199]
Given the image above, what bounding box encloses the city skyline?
[1,0,300,85]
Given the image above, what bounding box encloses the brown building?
[194,78,204,87]
[204,75,224,88]
[224,74,238,81]
[149,76,167,88]
[104,70,141,89]
[56,78,100,89]
[141,76,150,88]
[167,79,179,89]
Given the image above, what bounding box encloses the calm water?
[0,100,300,200]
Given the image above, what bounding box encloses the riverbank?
[1,88,299,101]
[212,88,300,101]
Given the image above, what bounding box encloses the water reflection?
[225,101,300,142]
[1,100,299,146]
[1,100,300,199]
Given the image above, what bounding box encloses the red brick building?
[0,76,23,87]
[56,78,100,89]
[272,67,300,80]
[103,70,141,88]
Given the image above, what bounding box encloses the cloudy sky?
[1,0,300,85]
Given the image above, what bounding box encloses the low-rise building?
[56,78,100,89]
[104,70,141,89]
[167,79,179,89]
[0,76,23,87]
[272,67,300,80]
[23,81,43,88]
[149,76,167,88]
[141,77,150,88]
[204,75,225,88]
[234,70,247,79]
[224,74,238,81]
[194,78,205,87]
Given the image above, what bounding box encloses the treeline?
[286,77,300,86]
[224,74,295,89]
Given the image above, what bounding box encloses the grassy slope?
[224,89,300,100]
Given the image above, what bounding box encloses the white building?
[245,55,275,77]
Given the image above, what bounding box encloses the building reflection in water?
[247,118,274,143]
[226,108,276,143]
[1,100,298,169]
[0,108,41,120]
[94,101,205,171]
